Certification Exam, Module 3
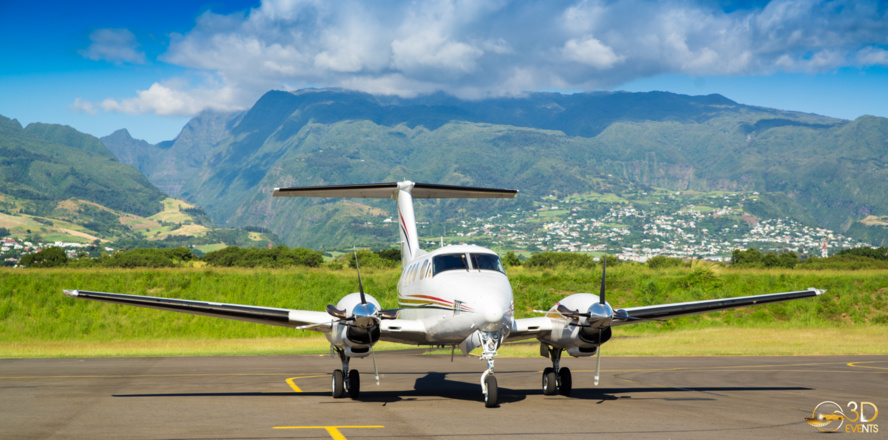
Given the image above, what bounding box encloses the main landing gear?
[541,344,572,396]
[331,348,361,399]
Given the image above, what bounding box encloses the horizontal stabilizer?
[273,182,518,199]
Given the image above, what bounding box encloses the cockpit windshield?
[471,253,505,274]
[432,253,468,275]
[432,252,505,276]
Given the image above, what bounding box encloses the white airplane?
[64,181,823,407]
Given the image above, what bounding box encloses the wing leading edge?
[64,289,332,330]
[612,288,823,325]
[509,288,823,341]
[62,289,429,340]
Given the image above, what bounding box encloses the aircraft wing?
[63,290,334,331]
[610,289,823,326]
[62,289,430,342]
[507,288,822,341]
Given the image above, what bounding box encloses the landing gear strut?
[480,330,502,408]
[331,348,361,399]
[541,344,572,396]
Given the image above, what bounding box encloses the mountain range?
[97,88,888,249]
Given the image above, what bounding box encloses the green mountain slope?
[0,116,278,250]
[0,116,165,218]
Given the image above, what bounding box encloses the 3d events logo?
[806,401,879,433]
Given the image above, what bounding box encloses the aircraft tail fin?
[273,181,518,265]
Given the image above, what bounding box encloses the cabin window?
[470,253,505,274]
[432,253,468,275]
[419,260,429,279]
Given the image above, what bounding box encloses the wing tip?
[63,289,79,298]
[808,288,826,296]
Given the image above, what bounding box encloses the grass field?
[1,265,886,358]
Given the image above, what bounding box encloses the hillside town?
[444,191,868,262]
[3,190,871,266]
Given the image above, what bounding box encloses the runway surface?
[1,352,885,439]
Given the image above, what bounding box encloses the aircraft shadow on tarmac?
[112,371,812,406]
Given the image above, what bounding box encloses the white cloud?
[69,98,98,115]
[79,28,146,65]
[90,0,888,117]
[563,36,624,69]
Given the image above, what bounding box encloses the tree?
[502,251,521,267]
[731,248,763,266]
[20,246,68,268]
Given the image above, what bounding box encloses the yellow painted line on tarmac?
[0,372,290,380]
[284,375,326,392]
[273,425,383,440]
[848,361,888,370]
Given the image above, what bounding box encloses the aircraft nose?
[483,307,504,326]
[476,300,509,332]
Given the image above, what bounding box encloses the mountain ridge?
[97,89,887,249]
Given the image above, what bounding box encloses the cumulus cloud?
[79,28,146,65]
[89,0,888,117]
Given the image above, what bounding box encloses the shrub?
[525,251,595,269]
[647,255,687,269]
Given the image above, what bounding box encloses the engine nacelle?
[539,293,614,358]
[324,292,383,358]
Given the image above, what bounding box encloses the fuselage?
[396,244,514,344]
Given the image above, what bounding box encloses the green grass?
[1,265,886,358]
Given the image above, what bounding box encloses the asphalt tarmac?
[1,352,885,439]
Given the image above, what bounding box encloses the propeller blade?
[326,304,347,319]
[371,349,380,386]
[556,303,589,320]
[594,329,602,386]
[353,247,367,305]
[599,252,607,305]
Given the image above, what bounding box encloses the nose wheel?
[479,330,502,408]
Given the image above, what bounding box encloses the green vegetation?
[730,248,799,268]
[2,264,884,358]
[202,245,323,268]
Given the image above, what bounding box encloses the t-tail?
[273,181,518,265]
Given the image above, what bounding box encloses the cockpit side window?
[420,260,429,279]
[470,253,505,274]
[432,253,468,276]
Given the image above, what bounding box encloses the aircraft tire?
[332,369,344,398]
[542,367,557,395]
[348,369,361,399]
[484,374,498,408]
[558,367,572,396]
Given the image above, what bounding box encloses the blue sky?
[1,0,887,143]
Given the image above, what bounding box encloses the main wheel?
[348,369,361,399]
[484,374,498,408]
[558,367,572,396]
[542,367,557,395]
[332,369,344,398]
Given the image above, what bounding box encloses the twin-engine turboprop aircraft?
[63,181,823,407]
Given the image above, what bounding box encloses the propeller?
[594,253,608,386]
